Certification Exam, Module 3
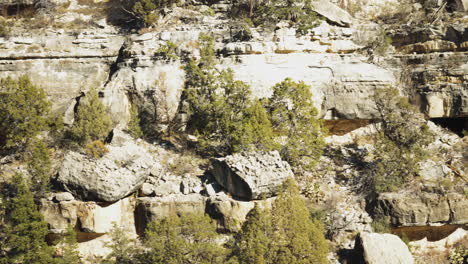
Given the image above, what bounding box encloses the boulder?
[355,232,414,264]
[57,132,157,202]
[210,151,293,200]
[54,192,75,202]
[310,0,353,27]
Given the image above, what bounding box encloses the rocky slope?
[0,0,467,263]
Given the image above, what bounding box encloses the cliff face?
[0,0,467,263]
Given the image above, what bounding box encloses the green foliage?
[55,226,80,264]
[183,34,262,155]
[69,88,112,145]
[132,0,158,27]
[240,100,277,152]
[0,174,55,264]
[105,222,140,264]
[127,105,143,139]
[370,88,433,193]
[84,140,108,159]
[0,75,51,151]
[232,179,329,264]
[271,178,329,264]
[371,216,391,233]
[267,78,325,170]
[130,0,179,27]
[237,0,321,34]
[0,20,11,38]
[184,36,324,163]
[156,40,179,60]
[201,7,216,16]
[232,205,274,264]
[448,245,468,264]
[26,140,52,197]
[141,213,227,264]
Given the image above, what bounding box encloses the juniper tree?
[141,213,227,264]
[0,174,55,264]
[105,223,140,264]
[56,225,80,264]
[271,178,328,264]
[0,75,51,151]
[267,78,325,170]
[369,88,433,193]
[69,88,112,145]
[183,34,270,155]
[232,204,274,264]
[26,139,52,198]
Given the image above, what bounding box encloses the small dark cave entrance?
[0,4,36,18]
[430,117,467,137]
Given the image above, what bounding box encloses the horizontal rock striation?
[374,192,468,226]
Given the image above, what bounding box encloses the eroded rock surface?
[40,196,136,234]
[135,194,207,234]
[57,131,157,202]
[210,151,293,200]
[355,232,414,264]
[374,192,468,226]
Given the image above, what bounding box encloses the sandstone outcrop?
[135,193,207,234]
[40,196,136,234]
[223,53,396,119]
[206,193,274,231]
[374,192,468,226]
[210,151,293,200]
[57,131,157,202]
[355,232,414,264]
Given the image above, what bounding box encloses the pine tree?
[0,174,55,264]
[69,88,112,145]
[267,78,325,170]
[233,204,274,264]
[271,178,328,264]
[26,139,52,198]
[56,225,80,264]
[0,75,51,151]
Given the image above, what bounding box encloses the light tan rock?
[40,196,136,234]
[135,194,206,234]
[355,232,414,264]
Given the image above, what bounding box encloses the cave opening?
[0,4,36,18]
[430,117,467,137]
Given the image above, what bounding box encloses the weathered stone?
[40,197,136,234]
[54,192,75,202]
[401,40,458,54]
[210,151,293,200]
[139,183,154,196]
[135,194,206,234]
[206,194,274,231]
[355,232,414,264]
[410,228,468,256]
[375,192,468,226]
[223,53,396,119]
[57,133,157,202]
[311,0,353,27]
